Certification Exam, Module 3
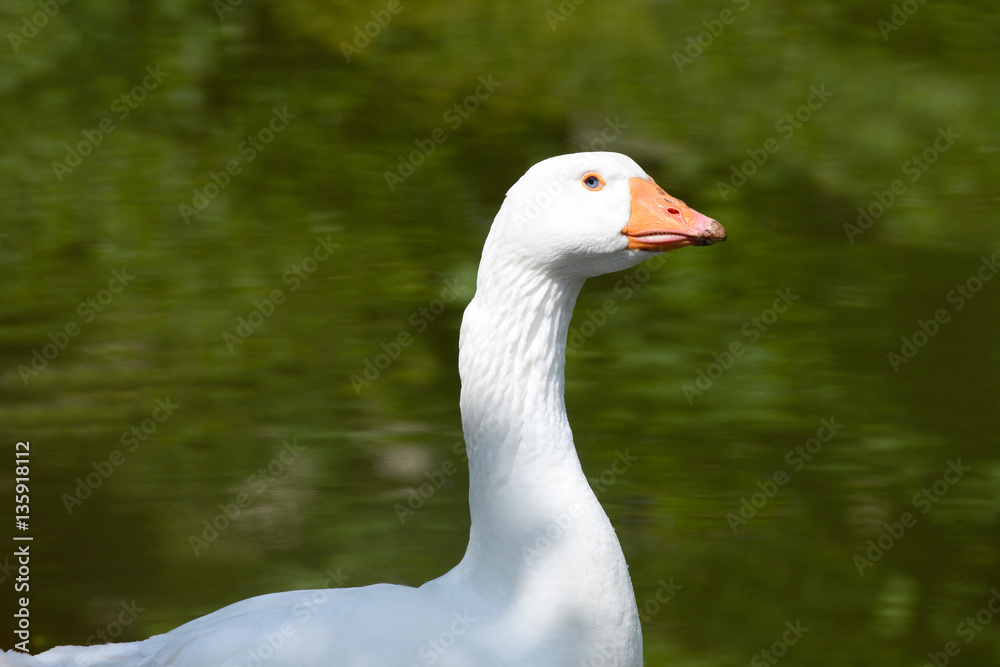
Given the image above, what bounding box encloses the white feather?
[4,152,688,667]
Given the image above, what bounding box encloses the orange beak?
[622,177,726,251]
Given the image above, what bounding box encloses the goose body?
[3,152,724,667]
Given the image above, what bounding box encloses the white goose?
[5,152,725,667]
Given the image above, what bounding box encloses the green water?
[2,1,999,664]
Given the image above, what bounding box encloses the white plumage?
[3,152,724,667]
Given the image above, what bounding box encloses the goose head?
[487,151,726,279]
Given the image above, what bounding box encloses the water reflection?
[1,1,997,665]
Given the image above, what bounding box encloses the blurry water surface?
[1,1,999,665]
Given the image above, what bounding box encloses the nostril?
[667,207,680,215]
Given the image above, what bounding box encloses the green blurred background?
[2,0,999,664]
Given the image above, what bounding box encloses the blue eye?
[582,173,605,190]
